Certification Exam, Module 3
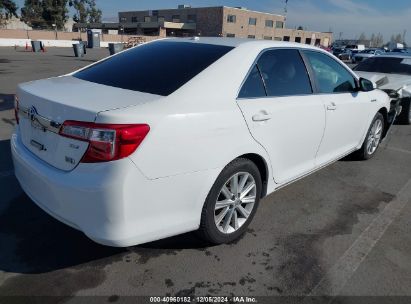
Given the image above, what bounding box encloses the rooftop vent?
[178,4,191,9]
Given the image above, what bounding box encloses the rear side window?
[238,65,266,98]
[304,51,357,93]
[73,41,234,96]
[256,49,312,97]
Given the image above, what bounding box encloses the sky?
[14,0,411,43]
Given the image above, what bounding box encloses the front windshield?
[354,57,411,75]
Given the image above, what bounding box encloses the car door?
[302,50,372,166]
[237,48,326,185]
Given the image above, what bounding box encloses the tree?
[87,0,101,23]
[395,33,403,43]
[370,33,376,47]
[376,33,384,47]
[358,32,368,46]
[0,0,18,25]
[41,0,68,30]
[69,0,101,23]
[21,0,46,28]
[68,0,86,22]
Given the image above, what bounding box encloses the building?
[74,5,332,46]
[0,17,32,30]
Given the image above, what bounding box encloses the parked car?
[338,49,359,61]
[12,38,391,247]
[352,49,385,64]
[332,47,345,57]
[391,48,410,54]
[354,53,411,124]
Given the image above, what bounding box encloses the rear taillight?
[59,121,150,163]
[14,95,19,124]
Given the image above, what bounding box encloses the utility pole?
[403,29,407,44]
[283,0,288,28]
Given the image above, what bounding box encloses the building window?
[274,37,282,41]
[226,33,235,38]
[144,16,151,22]
[172,15,181,22]
[275,21,284,28]
[131,16,137,23]
[295,37,302,43]
[265,20,274,27]
[249,17,257,25]
[188,14,197,23]
[315,38,321,45]
[264,36,272,40]
[283,36,290,41]
[248,35,255,39]
[227,15,236,23]
[120,17,127,22]
[305,38,312,44]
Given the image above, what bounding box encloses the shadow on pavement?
[0,140,13,171]
[0,136,210,274]
[0,93,14,111]
[0,190,210,274]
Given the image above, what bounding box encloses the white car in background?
[12,38,390,247]
[354,53,411,124]
[352,49,385,64]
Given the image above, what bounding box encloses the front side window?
[256,49,312,97]
[265,20,273,27]
[74,41,234,96]
[249,17,257,25]
[304,51,357,93]
[275,21,284,28]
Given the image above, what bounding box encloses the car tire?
[352,112,385,160]
[197,158,262,244]
[397,98,411,125]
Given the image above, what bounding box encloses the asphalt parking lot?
[0,47,410,303]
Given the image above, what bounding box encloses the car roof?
[163,37,323,51]
[376,53,411,59]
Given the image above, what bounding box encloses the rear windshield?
[354,57,411,75]
[73,41,234,96]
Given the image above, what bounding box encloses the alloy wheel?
[366,118,383,155]
[214,172,256,234]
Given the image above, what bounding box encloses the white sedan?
[12,38,390,247]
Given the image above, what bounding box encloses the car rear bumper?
[11,129,219,247]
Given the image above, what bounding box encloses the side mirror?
[359,78,376,92]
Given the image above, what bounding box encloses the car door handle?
[252,111,272,122]
[327,102,337,111]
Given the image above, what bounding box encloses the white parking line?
[308,178,411,298]
[0,170,14,178]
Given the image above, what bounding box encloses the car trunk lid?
[17,76,161,171]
